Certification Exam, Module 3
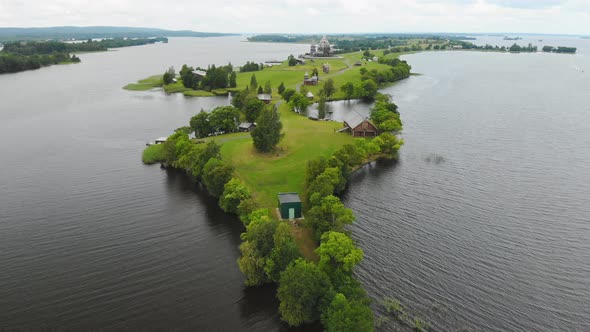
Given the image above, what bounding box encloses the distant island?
[503,36,522,40]
[0,26,236,42]
[0,37,168,74]
[542,46,577,53]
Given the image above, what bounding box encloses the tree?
[219,178,251,214]
[265,223,302,282]
[257,85,264,94]
[316,232,364,274]
[288,54,297,66]
[323,78,335,97]
[282,88,296,102]
[307,195,355,240]
[179,64,196,89]
[374,132,403,158]
[208,106,240,133]
[229,71,237,88]
[289,93,310,113]
[357,79,378,100]
[341,82,355,100]
[318,95,327,119]
[322,293,374,332]
[238,215,279,285]
[202,158,234,197]
[277,259,332,326]
[238,241,268,286]
[163,66,175,84]
[245,98,266,122]
[277,82,286,94]
[190,110,211,138]
[250,73,258,89]
[311,67,319,77]
[251,106,284,153]
[264,80,272,94]
[306,167,342,207]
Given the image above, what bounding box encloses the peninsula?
[138,40,434,330]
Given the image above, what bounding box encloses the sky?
[0,0,589,35]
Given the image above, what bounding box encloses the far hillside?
[0,26,237,42]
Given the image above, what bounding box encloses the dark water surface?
[1,35,589,331]
[0,36,309,331]
[345,36,590,331]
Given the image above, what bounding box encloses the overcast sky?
[1,0,588,35]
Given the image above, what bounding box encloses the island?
[138,40,434,330]
[0,37,167,74]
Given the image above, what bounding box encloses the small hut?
[306,91,314,100]
[238,122,256,132]
[278,193,302,219]
[257,94,272,104]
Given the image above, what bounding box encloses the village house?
[305,91,314,100]
[257,94,272,104]
[303,72,319,86]
[340,112,378,137]
[322,63,330,73]
[238,122,256,132]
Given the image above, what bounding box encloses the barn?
[278,193,302,219]
[340,112,378,137]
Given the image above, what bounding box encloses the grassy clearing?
[183,90,216,97]
[142,144,165,164]
[291,224,319,262]
[123,75,164,91]
[235,69,303,90]
[219,102,354,208]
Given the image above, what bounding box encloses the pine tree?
[250,74,258,89]
[251,106,284,153]
[278,82,285,94]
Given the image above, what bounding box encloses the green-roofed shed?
[278,192,302,219]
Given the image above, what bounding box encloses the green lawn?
[123,75,164,91]
[214,103,354,208]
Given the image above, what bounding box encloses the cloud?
[485,0,564,9]
[0,0,588,35]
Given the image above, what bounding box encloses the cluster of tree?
[189,106,240,138]
[287,55,298,66]
[509,43,537,52]
[362,49,376,60]
[162,66,176,84]
[542,46,577,53]
[0,52,78,74]
[156,132,234,197]
[339,79,379,101]
[370,93,402,132]
[178,63,237,91]
[239,61,263,72]
[0,37,169,74]
[1,37,167,55]
[231,80,284,153]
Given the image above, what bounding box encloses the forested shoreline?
[0,37,167,74]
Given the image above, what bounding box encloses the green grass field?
[123,75,164,91]
[209,102,354,208]
[142,144,165,164]
[124,50,408,98]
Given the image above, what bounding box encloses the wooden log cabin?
[340,112,378,137]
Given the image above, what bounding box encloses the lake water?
[345,36,590,331]
[1,35,589,331]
